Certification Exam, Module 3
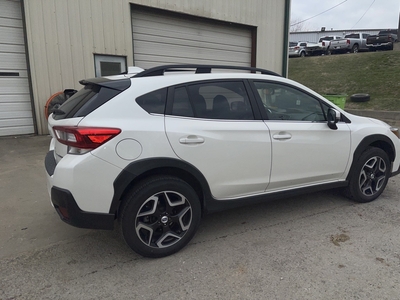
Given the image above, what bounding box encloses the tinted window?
[253,81,326,122]
[345,34,359,38]
[136,88,167,114]
[185,81,254,120]
[171,87,194,117]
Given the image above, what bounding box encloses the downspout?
[20,0,38,134]
[282,0,291,77]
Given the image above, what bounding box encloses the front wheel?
[345,147,390,203]
[120,176,201,257]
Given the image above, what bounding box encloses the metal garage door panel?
[0,53,27,69]
[132,8,252,69]
[0,0,34,136]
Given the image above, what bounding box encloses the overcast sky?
[290,0,400,31]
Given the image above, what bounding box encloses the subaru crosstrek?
[45,64,400,257]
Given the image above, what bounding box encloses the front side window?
[253,81,326,122]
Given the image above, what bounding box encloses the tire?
[44,91,65,119]
[350,93,370,102]
[352,44,359,53]
[300,51,306,57]
[345,147,390,203]
[120,176,201,258]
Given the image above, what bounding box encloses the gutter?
[282,0,291,77]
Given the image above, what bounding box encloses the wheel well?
[347,135,395,182]
[116,167,206,218]
[369,140,395,162]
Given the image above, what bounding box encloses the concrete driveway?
[1,135,400,299]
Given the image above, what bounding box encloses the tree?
[290,18,308,32]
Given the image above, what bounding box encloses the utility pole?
[398,12,400,36]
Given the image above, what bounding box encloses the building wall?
[22,0,288,134]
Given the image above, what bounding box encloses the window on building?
[94,54,127,77]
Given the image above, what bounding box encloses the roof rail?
[132,64,281,78]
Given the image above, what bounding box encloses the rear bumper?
[51,186,115,230]
[45,150,115,230]
[366,42,393,47]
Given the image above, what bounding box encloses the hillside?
[288,50,400,111]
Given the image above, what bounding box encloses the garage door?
[0,0,34,136]
[131,6,253,69]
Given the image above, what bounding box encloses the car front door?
[165,80,272,199]
[252,81,351,191]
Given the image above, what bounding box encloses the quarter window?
[136,88,167,114]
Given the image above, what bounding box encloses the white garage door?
[0,0,34,136]
[132,7,253,69]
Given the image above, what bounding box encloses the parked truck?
[328,33,370,54]
[366,30,398,51]
[305,35,341,56]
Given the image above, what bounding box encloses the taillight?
[346,39,350,44]
[322,42,325,46]
[294,46,300,50]
[53,126,121,153]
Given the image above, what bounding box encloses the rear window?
[289,42,297,47]
[319,36,334,42]
[345,34,359,38]
[53,79,130,120]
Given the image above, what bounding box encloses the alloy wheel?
[358,156,387,197]
[135,191,192,248]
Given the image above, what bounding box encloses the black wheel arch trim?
[346,134,396,181]
[110,158,213,215]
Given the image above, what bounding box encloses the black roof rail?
[132,64,281,78]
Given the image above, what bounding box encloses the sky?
[290,0,400,31]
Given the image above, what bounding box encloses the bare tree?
[290,18,308,32]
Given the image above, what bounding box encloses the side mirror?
[327,108,340,130]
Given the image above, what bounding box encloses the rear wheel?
[120,176,201,257]
[345,147,390,203]
[352,44,359,53]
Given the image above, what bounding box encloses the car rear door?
[165,80,272,199]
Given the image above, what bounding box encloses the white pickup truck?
[328,33,370,54]
[305,36,342,56]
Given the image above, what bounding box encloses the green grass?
[288,50,400,111]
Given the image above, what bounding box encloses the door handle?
[179,135,205,144]
[273,132,292,140]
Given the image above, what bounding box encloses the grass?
[288,49,400,111]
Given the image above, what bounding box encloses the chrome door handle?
[179,136,205,144]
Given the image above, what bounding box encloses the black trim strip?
[0,72,19,76]
[51,187,115,230]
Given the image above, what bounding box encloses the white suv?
[45,65,400,257]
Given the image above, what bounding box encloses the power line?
[351,0,376,29]
[291,0,348,26]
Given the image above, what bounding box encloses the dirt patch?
[330,233,350,246]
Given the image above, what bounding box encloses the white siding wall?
[23,0,287,134]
